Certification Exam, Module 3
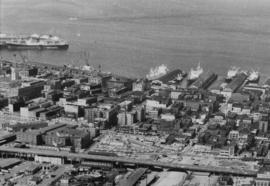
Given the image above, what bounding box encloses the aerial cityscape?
[1,0,270,186]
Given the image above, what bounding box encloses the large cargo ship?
[146,64,169,80]
[225,66,240,82]
[187,62,203,82]
[247,69,260,83]
[0,33,68,50]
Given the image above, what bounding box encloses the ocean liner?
[0,34,68,50]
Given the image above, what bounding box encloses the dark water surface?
[1,0,270,78]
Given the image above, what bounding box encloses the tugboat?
[187,62,203,84]
[226,66,240,82]
[2,34,69,50]
[146,64,169,80]
[247,69,260,83]
[175,72,187,82]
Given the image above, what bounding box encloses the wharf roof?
[225,73,247,92]
[208,76,225,90]
[230,93,250,103]
[190,71,216,88]
[157,69,183,84]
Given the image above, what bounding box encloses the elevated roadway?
[0,146,257,177]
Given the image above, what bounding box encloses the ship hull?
[248,77,260,83]
[5,43,69,50]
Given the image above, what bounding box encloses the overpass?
[0,146,257,177]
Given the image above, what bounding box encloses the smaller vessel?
[146,64,169,80]
[226,66,240,81]
[69,17,78,21]
[168,72,187,84]
[81,64,95,72]
[247,69,260,83]
[188,62,203,81]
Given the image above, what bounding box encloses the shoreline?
[1,56,268,85]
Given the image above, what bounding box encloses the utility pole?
[125,101,127,126]
[99,64,101,73]
[0,0,2,34]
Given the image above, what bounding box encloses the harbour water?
[1,0,270,78]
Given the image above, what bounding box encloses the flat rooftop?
[117,168,147,186]
[0,158,21,169]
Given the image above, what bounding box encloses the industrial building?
[117,111,136,126]
[117,105,145,126]
[43,126,91,150]
[8,81,45,100]
[145,95,171,111]
[132,79,148,92]
[19,100,63,120]
[84,103,119,128]
[8,97,26,113]
[5,121,48,132]
[16,123,67,145]
[16,130,44,145]
[39,105,63,120]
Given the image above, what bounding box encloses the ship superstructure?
[247,69,260,83]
